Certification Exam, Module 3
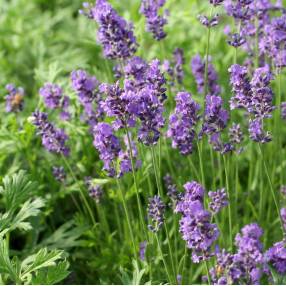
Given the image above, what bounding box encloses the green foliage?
[0,171,70,285]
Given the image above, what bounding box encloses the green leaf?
[0,238,19,283]
[0,170,37,213]
[9,197,45,232]
[20,248,64,279]
[38,220,87,249]
[31,260,70,285]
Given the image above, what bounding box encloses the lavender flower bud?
[147,195,165,232]
[139,241,147,261]
[227,33,246,47]
[52,166,66,182]
[249,119,272,143]
[265,240,286,275]
[40,83,63,109]
[198,14,219,28]
[85,177,103,203]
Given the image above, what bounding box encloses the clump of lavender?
[100,82,136,130]
[5,84,24,113]
[167,92,200,155]
[140,0,168,41]
[164,173,180,204]
[191,55,221,96]
[233,223,265,284]
[265,240,286,275]
[80,0,137,59]
[281,102,286,120]
[31,111,70,156]
[85,177,103,203]
[175,181,219,262]
[92,122,121,177]
[139,241,147,261]
[52,166,66,183]
[147,195,165,232]
[208,188,228,214]
[71,70,104,128]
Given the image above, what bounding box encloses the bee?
[11,93,24,111]
[215,265,224,276]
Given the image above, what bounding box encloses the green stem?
[151,145,177,282]
[197,141,206,187]
[124,127,147,239]
[204,259,211,285]
[155,233,173,284]
[115,176,138,260]
[223,155,233,251]
[62,155,96,226]
[258,144,283,234]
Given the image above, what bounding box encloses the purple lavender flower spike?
[140,0,168,41]
[31,111,70,156]
[52,166,66,182]
[229,123,243,145]
[147,195,165,232]
[92,122,121,177]
[265,240,286,275]
[249,119,272,143]
[71,70,104,128]
[250,66,274,119]
[176,181,219,262]
[227,33,246,48]
[167,92,200,155]
[229,64,252,110]
[173,48,185,84]
[208,188,228,214]
[85,177,103,203]
[191,55,221,96]
[5,84,24,113]
[234,223,264,284]
[198,14,220,28]
[81,0,137,59]
[139,241,147,261]
[39,83,63,109]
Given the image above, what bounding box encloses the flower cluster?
[198,14,219,28]
[71,69,104,128]
[167,92,200,155]
[80,0,137,59]
[85,177,103,203]
[208,188,228,214]
[229,64,274,144]
[40,83,70,120]
[140,0,168,41]
[5,84,24,113]
[92,122,121,177]
[175,181,219,262]
[191,55,221,96]
[52,166,66,182]
[147,195,165,232]
[31,111,70,156]
[265,240,286,275]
